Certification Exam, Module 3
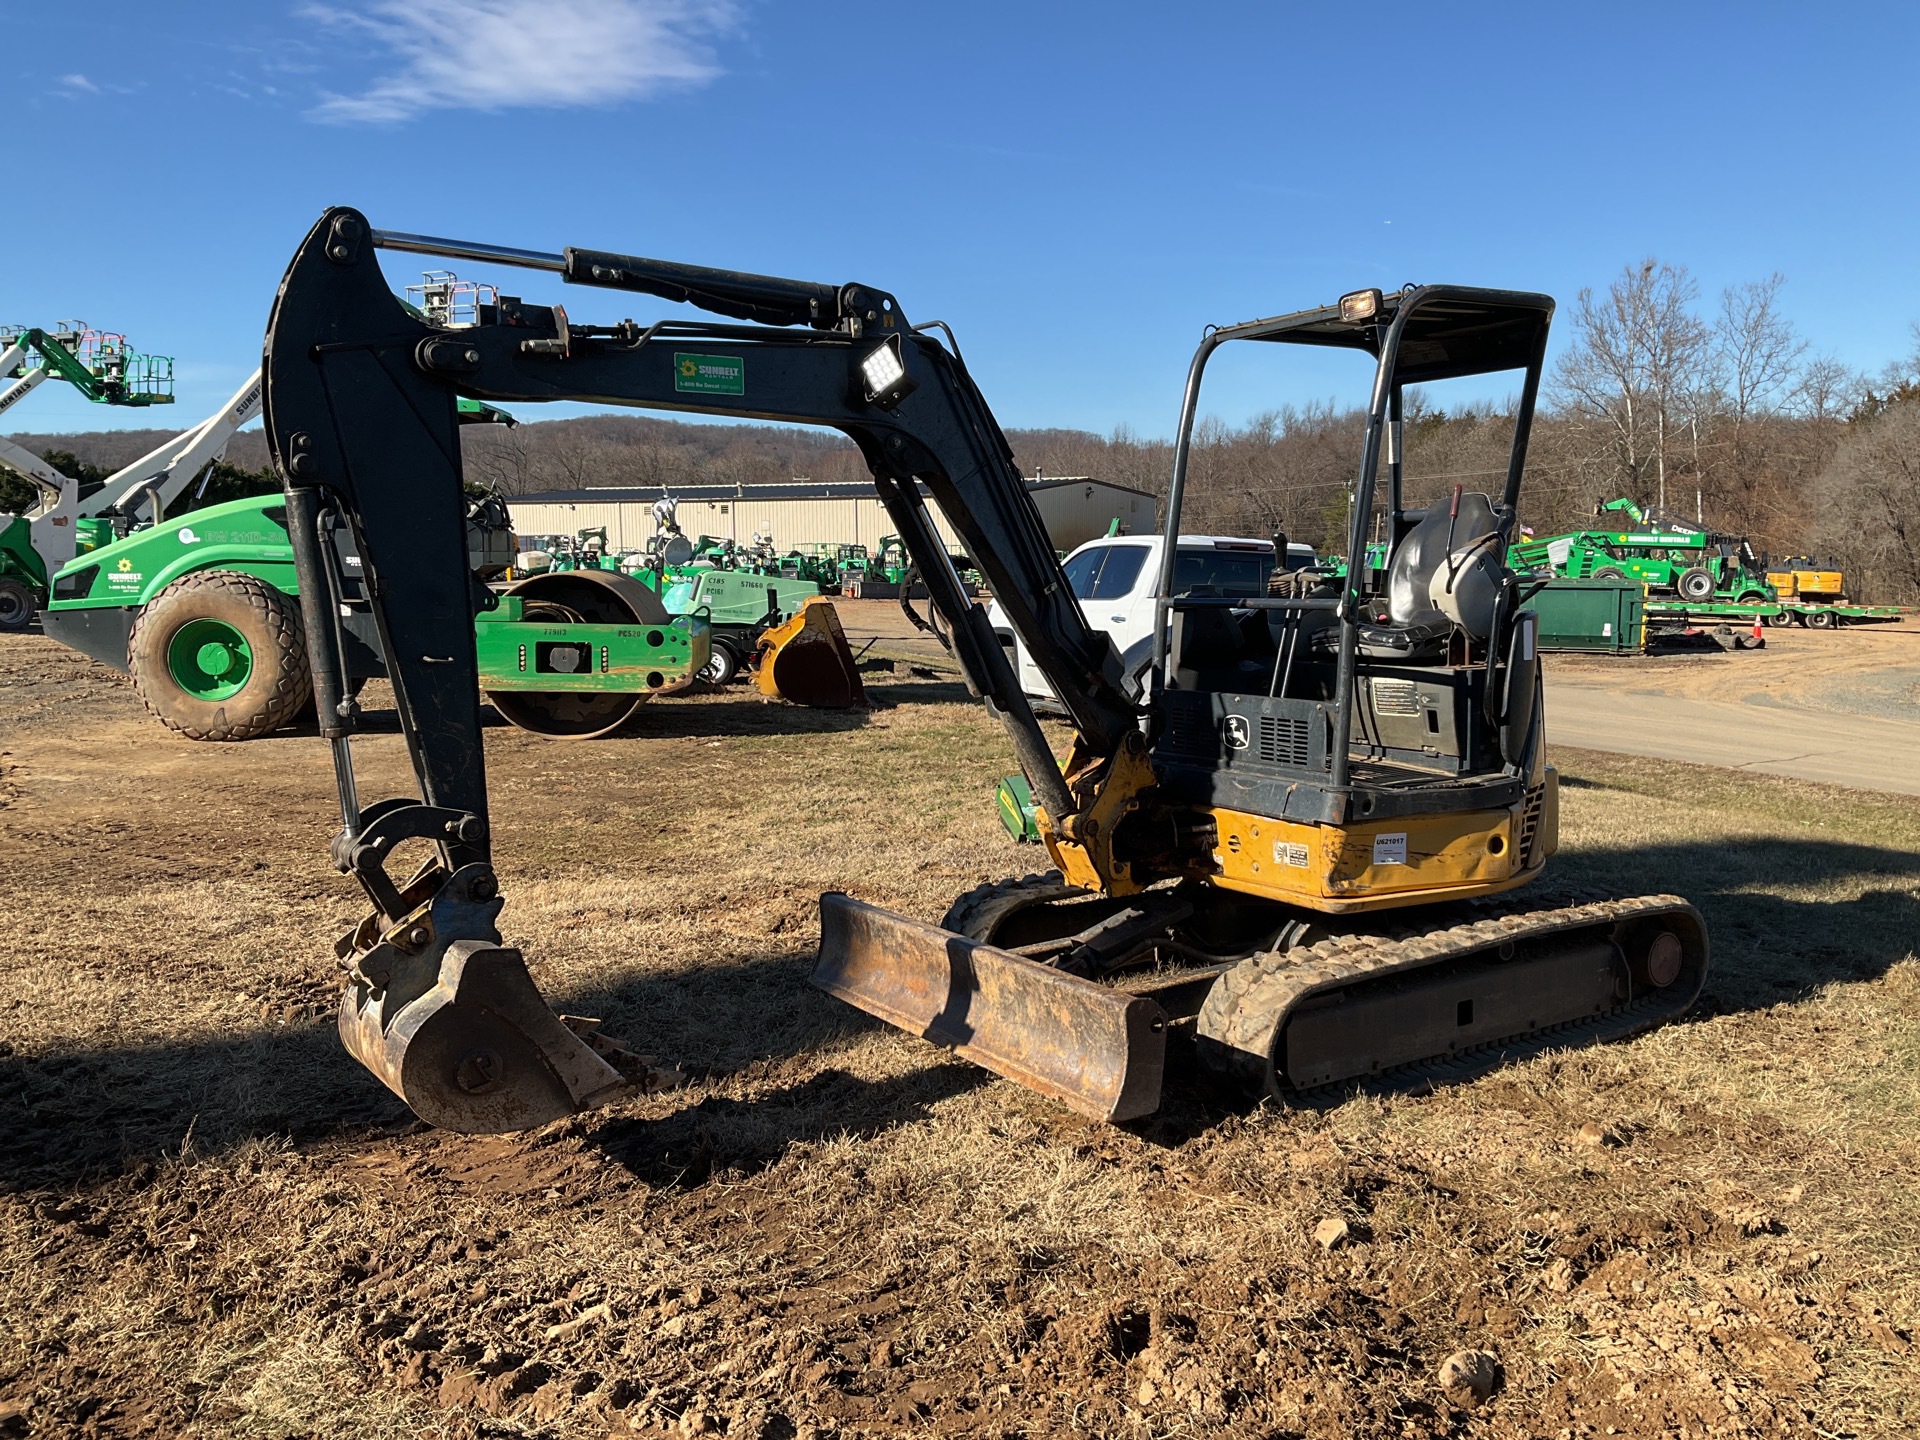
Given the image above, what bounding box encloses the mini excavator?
[263,207,1708,1133]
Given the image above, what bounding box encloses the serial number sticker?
[1273,841,1309,868]
[1372,832,1408,866]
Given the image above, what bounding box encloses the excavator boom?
[264,208,1150,1130]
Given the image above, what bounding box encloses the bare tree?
[1814,398,1920,600]
[1795,355,1863,423]
[1552,259,1710,513]
[1714,273,1807,432]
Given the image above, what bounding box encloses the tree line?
[9,263,1916,599]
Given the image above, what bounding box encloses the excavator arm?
[263,207,1149,1131]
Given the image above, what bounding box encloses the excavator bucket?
[339,938,635,1134]
[754,598,868,708]
[812,892,1168,1122]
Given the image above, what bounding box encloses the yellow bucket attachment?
[812,893,1168,1122]
[754,598,868,709]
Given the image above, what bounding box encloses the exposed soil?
[2,618,1917,1439]
[1549,615,1920,721]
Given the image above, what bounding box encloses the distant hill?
[8,412,1163,499]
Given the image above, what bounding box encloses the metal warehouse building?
[505,475,1158,556]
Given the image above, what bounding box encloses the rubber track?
[1195,891,1705,1101]
[940,871,1084,941]
[129,570,312,742]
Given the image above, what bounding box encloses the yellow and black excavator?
[262,208,1707,1133]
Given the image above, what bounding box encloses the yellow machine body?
[1201,773,1557,913]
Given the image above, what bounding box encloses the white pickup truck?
[990,533,1306,711]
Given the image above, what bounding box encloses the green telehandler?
[1508,498,1776,604]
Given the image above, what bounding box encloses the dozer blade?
[340,940,633,1133]
[812,892,1167,1122]
[754,598,868,708]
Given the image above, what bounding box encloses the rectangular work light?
[1339,288,1383,323]
[859,334,918,407]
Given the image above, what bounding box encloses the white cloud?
[305,0,735,124]
[57,73,99,94]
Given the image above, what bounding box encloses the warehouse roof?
[505,475,1157,505]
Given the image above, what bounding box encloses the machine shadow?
[0,947,886,1194]
[585,1062,987,1190]
[7,833,1915,1191]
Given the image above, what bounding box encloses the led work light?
[1338,288,1383,323]
[859,334,918,407]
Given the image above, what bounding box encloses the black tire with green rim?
[129,570,312,741]
[0,575,36,633]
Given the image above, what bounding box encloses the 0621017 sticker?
[1372,832,1408,866]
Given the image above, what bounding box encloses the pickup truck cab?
[990,533,1277,711]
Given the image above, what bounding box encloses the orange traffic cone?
[1752,618,1765,648]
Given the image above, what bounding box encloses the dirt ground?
[3,610,1918,1439]
[1549,617,1920,722]
[1539,620,1920,794]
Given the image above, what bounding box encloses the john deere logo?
[117,558,132,572]
[1222,714,1250,750]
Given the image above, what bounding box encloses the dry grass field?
[2,624,1917,1439]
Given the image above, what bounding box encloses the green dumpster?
[1524,578,1646,655]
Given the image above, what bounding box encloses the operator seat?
[1329,492,1505,660]
[1388,491,1502,636]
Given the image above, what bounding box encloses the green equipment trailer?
[1642,597,1900,630]
[42,493,708,741]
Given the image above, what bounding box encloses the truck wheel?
[1592,567,1628,583]
[1734,591,1770,605]
[1676,567,1716,602]
[0,576,36,632]
[699,639,741,686]
[1806,609,1838,630]
[129,571,312,741]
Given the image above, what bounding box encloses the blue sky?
[6,1,1915,438]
